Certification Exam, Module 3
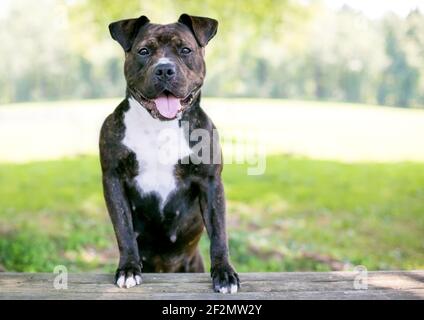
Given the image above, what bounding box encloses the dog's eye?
[181,47,192,55]
[138,48,150,56]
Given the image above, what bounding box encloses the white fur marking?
[125,276,137,288]
[218,286,228,294]
[154,57,173,66]
[135,275,142,285]
[123,97,192,209]
[230,284,238,294]
[116,275,125,288]
[170,234,177,243]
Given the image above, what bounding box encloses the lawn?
[2,97,424,163]
[0,155,423,273]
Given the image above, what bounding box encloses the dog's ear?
[178,14,218,47]
[109,15,150,51]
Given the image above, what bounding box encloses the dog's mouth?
[132,88,199,120]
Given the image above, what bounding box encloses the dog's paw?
[115,263,142,289]
[211,263,240,294]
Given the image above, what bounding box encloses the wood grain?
[0,271,423,300]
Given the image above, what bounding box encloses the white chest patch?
[122,97,192,207]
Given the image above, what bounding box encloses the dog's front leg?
[103,173,142,288]
[201,176,240,294]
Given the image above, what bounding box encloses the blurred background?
[0,0,423,273]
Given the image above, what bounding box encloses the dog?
[99,14,239,294]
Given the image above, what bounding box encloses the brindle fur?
[100,14,239,292]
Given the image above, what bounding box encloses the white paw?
[218,286,228,294]
[230,284,238,294]
[116,275,125,288]
[212,266,240,294]
[116,274,142,289]
[217,284,238,294]
[125,276,136,288]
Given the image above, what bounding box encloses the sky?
[323,0,424,19]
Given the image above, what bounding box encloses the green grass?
[0,155,423,273]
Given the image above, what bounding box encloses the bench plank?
[0,271,423,300]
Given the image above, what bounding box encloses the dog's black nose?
[154,63,176,81]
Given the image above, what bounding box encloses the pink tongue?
[154,94,181,119]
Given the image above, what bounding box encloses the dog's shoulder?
[99,99,131,173]
[180,103,224,179]
[100,99,129,137]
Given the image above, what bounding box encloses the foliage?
[1,1,424,108]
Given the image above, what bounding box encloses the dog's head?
[109,14,218,120]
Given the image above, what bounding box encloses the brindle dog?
[99,14,239,294]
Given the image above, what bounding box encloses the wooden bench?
[0,271,423,300]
